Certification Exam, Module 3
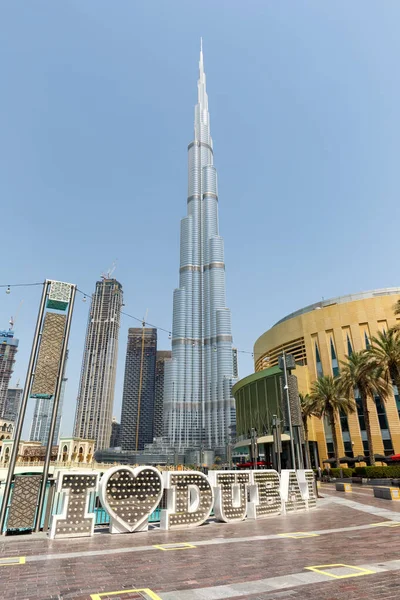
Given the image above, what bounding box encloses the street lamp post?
[250,428,258,470]
[272,414,282,473]
[282,350,297,470]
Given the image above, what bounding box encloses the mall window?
[330,338,339,377]
[315,343,323,378]
[364,332,370,349]
[362,440,370,457]
[309,442,319,468]
[346,335,353,356]
[326,441,334,458]
[324,416,335,458]
[383,439,394,456]
[343,441,354,457]
[340,409,349,432]
[356,397,366,431]
[375,396,389,430]
[394,385,400,419]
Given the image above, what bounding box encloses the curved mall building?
[233,288,400,466]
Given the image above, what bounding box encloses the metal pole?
[294,427,303,469]
[304,438,311,469]
[35,284,76,532]
[272,415,281,473]
[227,442,232,469]
[277,435,281,473]
[255,431,257,470]
[282,351,296,470]
[42,479,55,531]
[0,281,48,534]
[251,428,257,470]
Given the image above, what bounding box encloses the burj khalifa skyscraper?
[163,42,236,456]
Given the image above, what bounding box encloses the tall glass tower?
[29,378,65,446]
[163,43,236,455]
[120,328,157,452]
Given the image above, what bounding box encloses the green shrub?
[354,465,400,479]
[330,467,354,478]
[354,466,367,477]
[366,466,389,479]
[344,467,355,478]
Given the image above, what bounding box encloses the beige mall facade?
[254,288,400,465]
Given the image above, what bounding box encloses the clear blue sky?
[1,1,399,438]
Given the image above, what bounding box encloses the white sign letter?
[280,469,316,512]
[50,472,98,539]
[160,471,213,530]
[248,470,282,519]
[208,471,250,523]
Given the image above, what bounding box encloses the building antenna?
[136,309,148,451]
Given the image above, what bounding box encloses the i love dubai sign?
[49,467,317,539]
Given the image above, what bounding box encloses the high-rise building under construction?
[163,43,237,455]
[74,278,123,450]
[0,330,19,418]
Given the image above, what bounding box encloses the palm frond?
[339,350,390,401]
[367,328,400,387]
[310,375,356,417]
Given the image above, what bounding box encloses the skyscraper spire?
[197,38,208,116]
[199,37,204,78]
[163,45,236,458]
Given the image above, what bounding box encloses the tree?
[394,300,400,317]
[339,351,390,466]
[309,376,356,468]
[299,393,315,468]
[367,329,400,394]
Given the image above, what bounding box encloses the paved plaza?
[2,484,400,599]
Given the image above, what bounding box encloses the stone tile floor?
[1,486,400,599]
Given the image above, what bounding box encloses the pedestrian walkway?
[2,485,400,599]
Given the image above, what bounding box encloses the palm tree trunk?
[328,408,340,469]
[360,392,375,466]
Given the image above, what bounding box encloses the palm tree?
[299,393,315,468]
[310,376,356,468]
[339,351,390,466]
[394,300,400,317]
[367,329,400,394]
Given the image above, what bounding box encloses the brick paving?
[1,486,400,599]
[238,570,400,600]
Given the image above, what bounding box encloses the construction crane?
[136,309,148,451]
[101,260,117,280]
[9,300,24,331]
